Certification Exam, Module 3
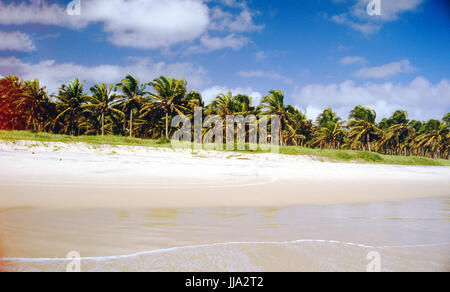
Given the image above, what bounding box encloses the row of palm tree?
[0,74,448,159]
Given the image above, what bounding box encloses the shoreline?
[0,140,449,209]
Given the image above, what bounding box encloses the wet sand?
[0,198,449,271]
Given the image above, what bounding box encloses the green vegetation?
[1,130,449,166]
[0,130,172,148]
[1,74,448,161]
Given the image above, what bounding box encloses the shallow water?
[0,197,449,272]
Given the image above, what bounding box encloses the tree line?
[0,74,448,159]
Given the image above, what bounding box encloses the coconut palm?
[53,78,88,136]
[184,90,204,113]
[233,94,255,115]
[377,111,416,155]
[0,75,26,130]
[310,123,346,149]
[443,113,450,127]
[147,76,188,139]
[15,79,49,131]
[414,120,449,159]
[378,123,416,155]
[2,73,450,160]
[317,108,341,131]
[209,91,237,117]
[347,105,379,152]
[311,108,345,149]
[259,90,297,146]
[116,75,147,137]
[85,84,124,136]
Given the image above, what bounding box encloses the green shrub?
[357,151,384,162]
[156,138,171,144]
[335,151,353,161]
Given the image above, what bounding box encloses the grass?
[277,146,450,166]
[0,130,172,148]
[1,130,449,166]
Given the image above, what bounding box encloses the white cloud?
[354,59,417,79]
[292,77,450,121]
[187,34,249,53]
[252,50,287,62]
[0,0,260,51]
[330,14,380,35]
[82,0,210,49]
[254,51,267,62]
[0,56,208,93]
[339,56,366,65]
[201,85,262,105]
[210,7,263,33]
[237,70,293,84]
[0,1,79,27]
[219,0,247,9]
[0,30,36,52]
[337,44,352,52]
[352,0,424,22]
[0,0,210,47]
[331,0,424,34]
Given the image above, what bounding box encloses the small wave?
[1,239,448,263]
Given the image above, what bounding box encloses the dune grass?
[277,146,450,166]
[1,130,449,166]
[0,130,172,148]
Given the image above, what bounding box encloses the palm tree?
[259,90,297,146]
[233,94,255,115]
[347,105,379,152]
[85,84,124,136]
[19,79,49,131]
[311,108,345,149]
[184,90,204,114]
[377,111,415,155]
[317,108,341,131]
[310,123,346,149]
[53,78,88,136]
[116,75,147,137]
[378,123,416,155]
[0,75,25,130]
[290,108,312,146]
[147,76,187,139]
[414,120,449,159]
[443,113,450,127]
[209,91,237,117]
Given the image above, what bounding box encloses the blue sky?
[0,0,449,121]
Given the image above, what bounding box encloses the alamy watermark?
[66,251,81,272]
[367,0,381,16]
[66,0,81,16]
[366,251,381,272]
[171,107,281,153]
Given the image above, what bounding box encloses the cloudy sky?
[0,0,449,121]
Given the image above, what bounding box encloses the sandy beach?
[0,140,449,209]
[0,140,449,272]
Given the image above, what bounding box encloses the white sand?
[0,140,449,209]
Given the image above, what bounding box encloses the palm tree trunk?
[129,109,133,137]
[165,111,169,139]
[71,112,74,136]
[33,117,37,132]
[101,112,105,136]
[367,133,371,152]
